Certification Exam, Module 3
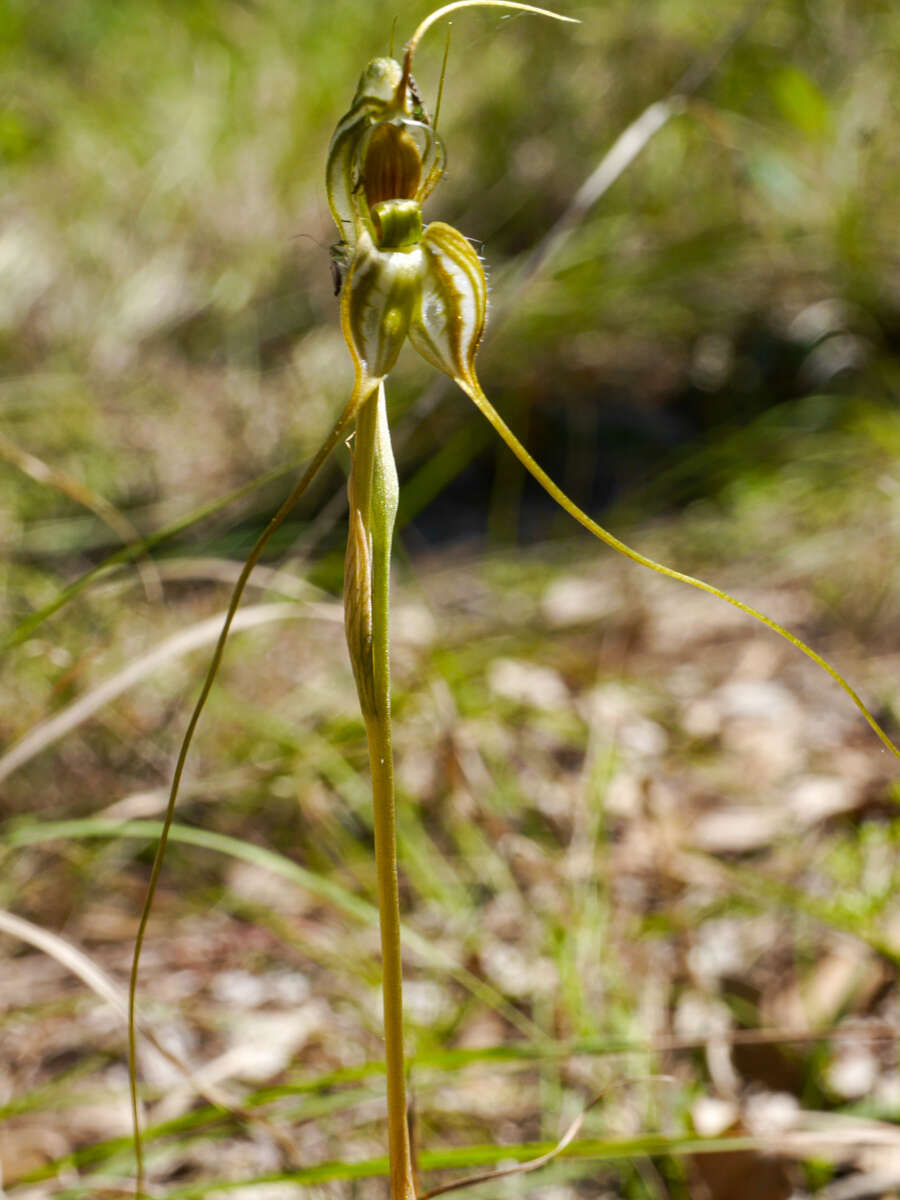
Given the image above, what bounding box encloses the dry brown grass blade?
[0,909,304,1168]
[506,0,771,309]
[0,600,340,784]
[132,556,331,600]
[0,909,230,1108]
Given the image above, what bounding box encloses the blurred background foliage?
[2,1,900,1195]
[2,0,899,573]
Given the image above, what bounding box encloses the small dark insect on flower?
[408,74,427,122]
[329,241,351,296]
[330,257,343,296]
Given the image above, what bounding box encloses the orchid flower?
[326,11,575,1197]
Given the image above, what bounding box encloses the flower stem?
[345,383,415,1199]
[366,710,415,1200]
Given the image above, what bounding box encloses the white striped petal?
[342,230,425,381]
[409,222,487,385]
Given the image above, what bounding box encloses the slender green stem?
[366,714,414,1200]
[345,384,414,1199]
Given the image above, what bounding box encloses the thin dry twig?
[419,1096,600,1198]
[419,1076,675,1198]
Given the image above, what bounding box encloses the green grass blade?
[6,818,547,1041]
[1,454,314,653]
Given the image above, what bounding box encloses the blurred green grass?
[2,0,898,559]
